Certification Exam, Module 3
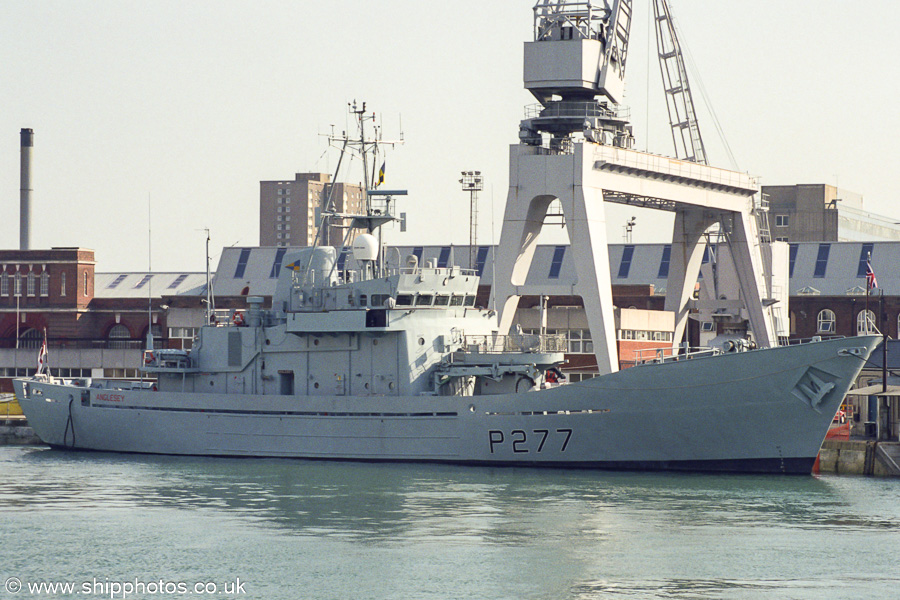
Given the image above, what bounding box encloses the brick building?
[0,248,205,392]
[259,173,365,247]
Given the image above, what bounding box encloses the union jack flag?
[866,259,878,290]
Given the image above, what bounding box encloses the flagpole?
[865,252,871,334]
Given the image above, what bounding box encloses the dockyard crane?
[522,0,708,166]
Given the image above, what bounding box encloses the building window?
[437,247,451,269]
[134,274,153,289]
[169,327,199,349]
[549,246,566,279]
[788,244,798,277]
[168,274,189,289]
[107,274,128,289]
[857,310,877,335]
[40,271,49,296]
[14,273,22,297]
[775,215,789,227]
[475,246,490,277]
[775,237,789,242]
[0,272,7,296]
[26,272,35,296]
[108,324,132,349]
[234,248,252,278]
[856,243,875,278]
[816,309,836,334]
[83,271,89,296]
[269,248,287,278]
[567,329,593,354]
[813,243,830,278]
[61,271,66,296]
[657,245,671,278]
[19,328,42,349]
[618,245,635,279]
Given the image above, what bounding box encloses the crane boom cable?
[678,32,739,171]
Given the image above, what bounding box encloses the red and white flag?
[36,329,48,375]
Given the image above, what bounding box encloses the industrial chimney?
[20,128,33,250]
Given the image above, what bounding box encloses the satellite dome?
[352,233,379,261]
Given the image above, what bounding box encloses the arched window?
[816,309,836,334]
[857,310,877,335]
[19,328,42,349]
[108,324,131,349]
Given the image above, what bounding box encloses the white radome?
[352,233,379,261]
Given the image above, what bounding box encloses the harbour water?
[1,446,898,600]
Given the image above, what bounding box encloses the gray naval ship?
[14,0,880,473]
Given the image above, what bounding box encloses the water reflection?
[3,446,899,542]
[3,447,900,600]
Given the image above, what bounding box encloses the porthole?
[364,383,370,390]
[468,404,475,413]
[373,339,378,346]
[314,382,319,389]
[313,338,319,346]
[418,337,425,346]
[389,382,395,390]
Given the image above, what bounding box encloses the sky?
[2,0,899,273]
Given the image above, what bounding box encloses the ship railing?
[779,335,843,346]
[633,345,721,366]
[461,333,567,354]
[334,265,478,284]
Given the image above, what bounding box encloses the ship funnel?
[20,128,33,250]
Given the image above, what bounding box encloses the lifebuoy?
[144,351,155,365]
[232,311,245,326]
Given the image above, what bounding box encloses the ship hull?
[13,336,878,474]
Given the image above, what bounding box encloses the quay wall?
[818,440,900,477]
[0,423,42,446]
